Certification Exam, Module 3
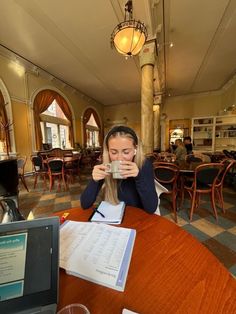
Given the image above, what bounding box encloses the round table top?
[57,207,236,314]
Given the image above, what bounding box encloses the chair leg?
[172,192,178,223]
[210,190,218,221]
[217,187,225,213]
[62,174,68,191]
[20,176,29,192]
[34,174,38,189]
[43,174,47,190]
[190,191,197,222]
[49,175,53,191]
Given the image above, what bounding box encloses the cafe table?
[56,207,236,314]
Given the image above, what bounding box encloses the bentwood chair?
[215,159,236,213]
[153,164,179,222]
[183,163,223,221]
[31,155,48,190]
[47,158,67,191]
[64,155,82,184]
[17,156,29,192]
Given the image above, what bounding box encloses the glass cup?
[57,304,90,314]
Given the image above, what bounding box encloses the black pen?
[95,209,105,218]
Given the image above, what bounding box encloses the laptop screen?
[0,217,59,313]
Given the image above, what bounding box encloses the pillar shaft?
[153,104,160,150]
[139,42,156,154]
[141,64,154,154]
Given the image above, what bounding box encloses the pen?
[95,209,105,218]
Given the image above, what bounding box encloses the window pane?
[42,100,67,120]
[59,125,70,149]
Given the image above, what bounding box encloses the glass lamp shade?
[111,20,147,56]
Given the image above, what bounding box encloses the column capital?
[139,41,156,68]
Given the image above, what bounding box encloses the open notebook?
[90,201,125,224]
[0,217,59,314]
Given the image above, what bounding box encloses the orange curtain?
[83,108,102,146]
[33,89,74,150]
[0,91,11,151]
[55,94,74,148]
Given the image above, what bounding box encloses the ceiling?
[0,0,235,106]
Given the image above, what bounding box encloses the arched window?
[33,89,74,150]
[40,100,70,149]
[82,108,102,148]
[86,113,100,147]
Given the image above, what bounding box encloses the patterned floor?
[18,169,236,278]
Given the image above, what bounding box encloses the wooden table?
[57,207,236,314]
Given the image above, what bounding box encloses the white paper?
[59,221,136,291]
[91,201,125,224]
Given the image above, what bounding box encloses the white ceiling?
[0,0,235,105]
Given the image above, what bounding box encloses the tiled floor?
[18,169,236,278]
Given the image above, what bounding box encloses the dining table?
[56,206,236,314]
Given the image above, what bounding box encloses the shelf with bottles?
[215,117,236,138]
[215,115,236,125]
[193,126,213,139]
[193,117,214,126]
[193,138,212,149]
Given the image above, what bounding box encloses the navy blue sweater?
[80,159,158,214]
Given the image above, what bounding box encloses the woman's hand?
[92,164,110,181]
[120,161,139,178]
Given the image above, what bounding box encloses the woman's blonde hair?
[102,126,145,205]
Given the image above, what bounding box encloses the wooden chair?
[153,161,179,170]
[31,155,48,190]
[215,159,236,213]
[47,158,67,191]
[17,156,29,192]
[153,164,179,222]
[183,163,223,221]
[64,155,82,184]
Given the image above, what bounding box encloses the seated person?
[80,125,158,214]
[183,136,193,154]
[174,139,187,162]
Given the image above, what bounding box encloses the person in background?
[183,136,193,154]
[174,139,187,162]
[80,125,158,214]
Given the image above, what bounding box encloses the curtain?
[83,108,102,146]
[33,89,74,150]
[0,91,11,152]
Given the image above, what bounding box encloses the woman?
[174,139,187,162]
[80,125,158,214]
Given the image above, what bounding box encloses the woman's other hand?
[120,161,139,178]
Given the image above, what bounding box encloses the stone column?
[139,42,156,154]
[153,104,160,150]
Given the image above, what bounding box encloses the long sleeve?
[134,159,158,214]
[117,159,158,214]
[80,179,104,209]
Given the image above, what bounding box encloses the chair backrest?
[153,161,179,170]
[223,149,234,159]
[216,159,236,187]
[31,155,43,170]
[47,158,64,173]
[154,165,179,191]
[17,156,27,175]
[194,163,222,188]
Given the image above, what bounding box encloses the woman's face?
[108,136,136,161]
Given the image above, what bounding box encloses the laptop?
[0,217,59,314]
